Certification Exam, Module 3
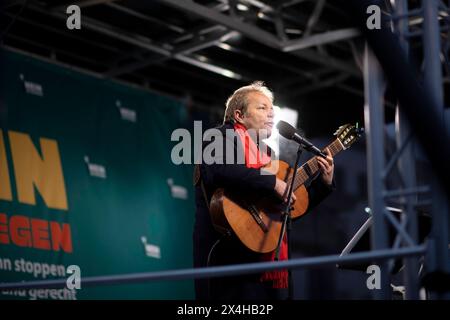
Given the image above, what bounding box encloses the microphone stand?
[274,144,303,300]
[302,142,327,159]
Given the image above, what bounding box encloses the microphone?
[276,120,327,158]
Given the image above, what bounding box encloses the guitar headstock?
[334,123,364,150]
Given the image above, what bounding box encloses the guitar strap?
[193,164,210,210]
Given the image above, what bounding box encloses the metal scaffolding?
[362,0,449,299]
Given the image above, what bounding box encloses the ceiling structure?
[1,0,449,136]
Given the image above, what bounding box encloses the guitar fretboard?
[287,138,344,191]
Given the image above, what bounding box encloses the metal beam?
[173,31,238,55]
[238,0,348,38]
[104,24,229,75]
[176,54,245,80]
[282,28,361,52]
[273,5,288,41]
[158,0,282,49]
[105,30,238,77]
[216,43,323,80]
[105,1,230,37]
[363,43,391,299]
[239,0,313,28]
[303,0,326,37]
[218,0,357,55]
[105,3,185,34]
[170,25,227,44]
[106,23,228,69]
[75,0,117,7]
[53,0,118,10]
[50,12,172,56]
[0,245,427,289]
[281,0,308,8]
[392,0,420,300]
[2,0,25,8]
[423,0,450,299]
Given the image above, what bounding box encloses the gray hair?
[223,81,274,124]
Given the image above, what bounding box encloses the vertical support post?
[364,43,391,299]
[422,0,450,300]
[392,0,420,300]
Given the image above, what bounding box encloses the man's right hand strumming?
[274,178,297,203]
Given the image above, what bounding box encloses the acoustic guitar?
[209,123,363,253]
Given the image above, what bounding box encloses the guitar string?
[285,139,343,191]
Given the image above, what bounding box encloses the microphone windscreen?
[276,120,296,139]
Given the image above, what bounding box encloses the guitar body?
[210,160,309,253]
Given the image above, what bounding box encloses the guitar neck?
[292,138,344,190]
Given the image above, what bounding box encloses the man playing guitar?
[193,81,335,300]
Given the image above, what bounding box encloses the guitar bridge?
[244,202,269,233]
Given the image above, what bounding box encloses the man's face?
[236,91,275,137]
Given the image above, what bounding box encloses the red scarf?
[234,123,288,289]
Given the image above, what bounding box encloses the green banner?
[0,49,195,299]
